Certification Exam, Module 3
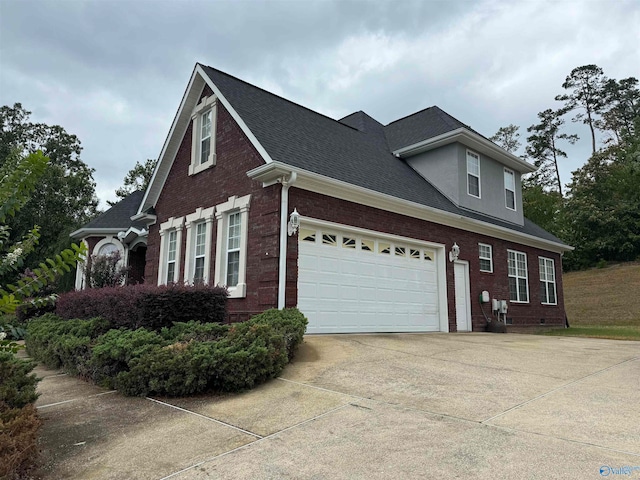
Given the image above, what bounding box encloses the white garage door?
[297,225,441,334]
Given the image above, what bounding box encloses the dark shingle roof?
[83,190,145,230]
[200,64,566,246]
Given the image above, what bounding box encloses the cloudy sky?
[1,0,639,208]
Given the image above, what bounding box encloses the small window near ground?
[539,257,557,305]
[479,243,493,273]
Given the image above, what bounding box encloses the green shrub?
[90,329,168,387]
[26,314,110,371]
[0,314,27,341]
[0,351,41,479]
[24,308,308,397]
[114,309,307,397]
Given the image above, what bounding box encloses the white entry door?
[297,225,442,334]
[454,262,471,332]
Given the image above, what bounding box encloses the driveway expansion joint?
[37,390,117,409]
[481,355,640,424]
[146,397,263,439]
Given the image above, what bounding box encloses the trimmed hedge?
[55,284,228,330]
[26,308,308,397]
[0,352,41,480]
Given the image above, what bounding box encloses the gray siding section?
[406,144,460,204]
[456,144,524,225]
[406,143,524,226]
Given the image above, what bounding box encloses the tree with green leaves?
[563,120,640,270]
[555,65,606,155]
[0,104,98,287]
[0,150,86,314]
[109,158,158,206]
[490,124,522,154]
[526,108,578,196]
[597,76,640,144]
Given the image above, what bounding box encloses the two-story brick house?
[73,63,572,333]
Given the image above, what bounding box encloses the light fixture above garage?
[449,242,460,262]
[288,208,300,236]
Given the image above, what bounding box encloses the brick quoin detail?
[288,188,566,332]
[145,85,282,321]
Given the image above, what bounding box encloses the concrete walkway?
[28,333,639,479]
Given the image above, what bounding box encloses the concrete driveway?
[31,333,639,479]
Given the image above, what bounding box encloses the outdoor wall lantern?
[288,208,300,236]
[449,242,460,262]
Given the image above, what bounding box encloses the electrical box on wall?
[492,299,499,312]
[480,291,490,303]
[500,300,509,314]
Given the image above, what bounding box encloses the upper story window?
[478,243,493,273]
[189,95,217,176]
[504,168,516,210]
[466,150,481,198]
[508,250,529,303]
[539,257,557,305]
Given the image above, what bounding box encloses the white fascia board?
[196,65,274,166]
[130,212,157,225]
[138,65,203,214]
[70,228,123,240]
[394,128,536,174]
[248,161,572,253]
[138,64,274,215]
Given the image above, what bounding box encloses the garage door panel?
[298,228,441,333]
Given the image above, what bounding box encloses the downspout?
[278,172,297,309]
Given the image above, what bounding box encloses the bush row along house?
[72,63,572,333]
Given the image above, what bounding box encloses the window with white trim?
[479,243,493,273]
[166,230,177,284]
[226,212,241,286]
[466,150,481,198]
[539,257,557,305]
[184,207,215,284]
[158,216,184,285]
[189,95,217,176]
[508,250,529,302]
[214,194,251,298]
[193,222,207,283]
[504,168,516,210]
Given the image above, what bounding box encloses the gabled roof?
[140,63,568,250]
[384,106,470,152]
[71,191,145,238]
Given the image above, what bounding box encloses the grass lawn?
[542,325,640,341]
[543,262,640,340]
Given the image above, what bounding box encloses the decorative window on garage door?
[299,228,436,262]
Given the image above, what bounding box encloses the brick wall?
[146,85,566,331]
[145,85,282,319]
[288,188,566,331]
